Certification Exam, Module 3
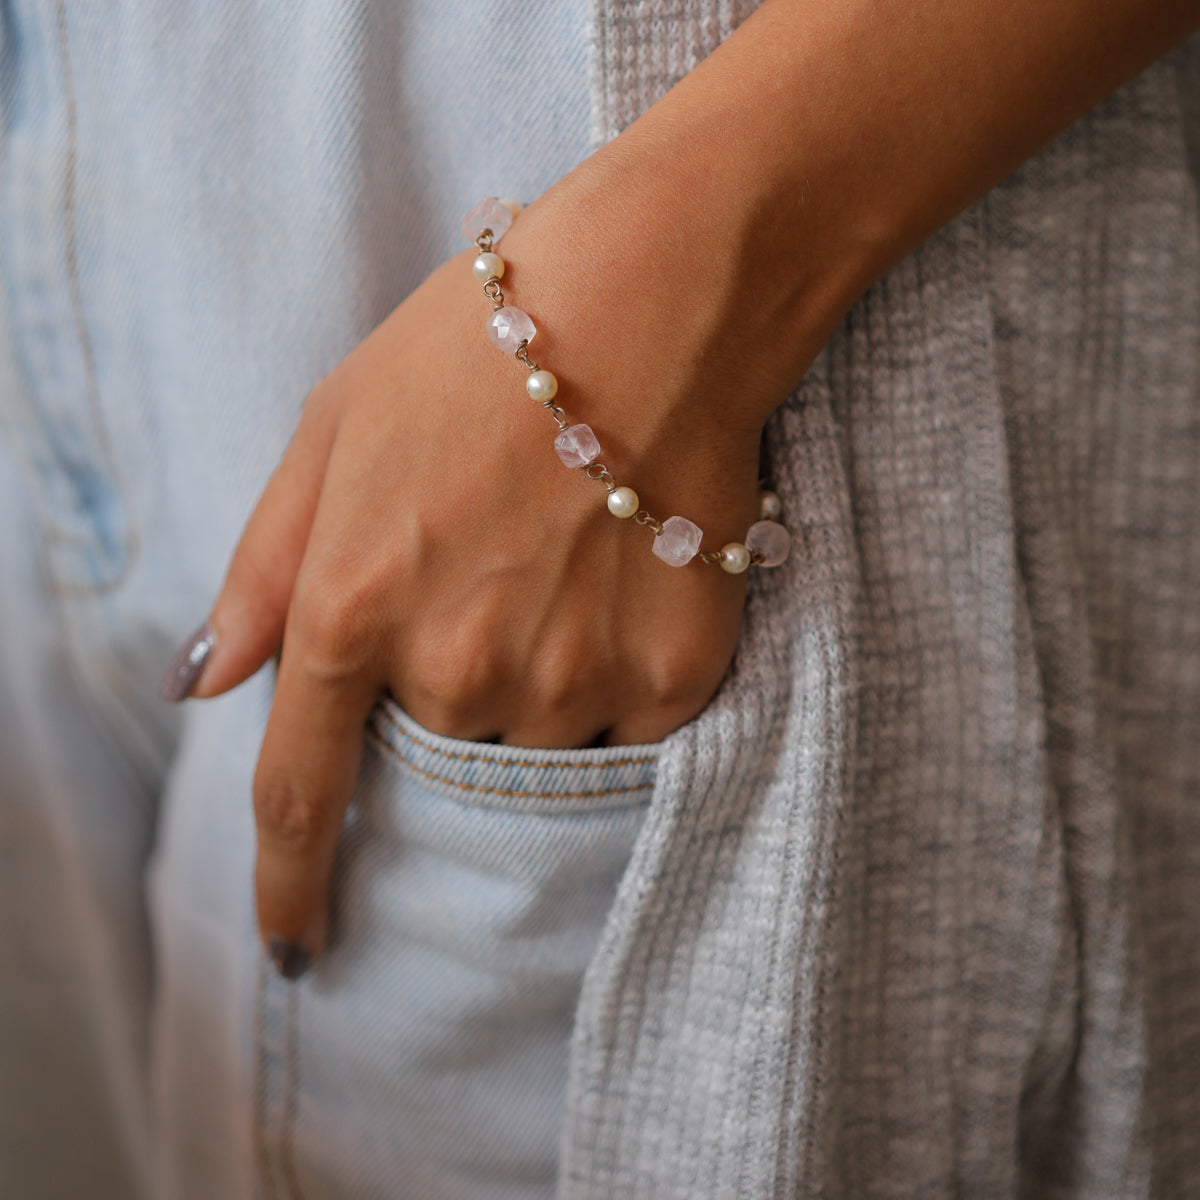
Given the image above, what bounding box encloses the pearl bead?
[500,197,524,217]
[719,542,751,574]
[759,490,782,521]
[526,369,558,403]
[472,252,505,283]
[607,486,639,519]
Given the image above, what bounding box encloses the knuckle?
[529,638,595,712]
[643,634,720,708]
[407,694,473,738]
[409,652,487,712]
[253,773,331,854]
[406,624,504,717]
[289,576,380,675]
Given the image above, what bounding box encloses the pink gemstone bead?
[746,519,791,567]
[652,516,703,567]
[486,306,536,353]
[461,197,513,243]
[554,424,601,469]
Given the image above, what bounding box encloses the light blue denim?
[0,2,659,1198]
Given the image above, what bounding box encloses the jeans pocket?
[254,698,659,1200]
[364,697,661,813]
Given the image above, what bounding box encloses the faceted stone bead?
[652,515,703,567]
[461,197,514,243]
[554,424,601,469]
[486,306,536,353]
[746,519,791,567]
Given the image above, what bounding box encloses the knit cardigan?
[560,6,1200,1196]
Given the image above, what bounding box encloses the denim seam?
[280,982,306,1200]
[50,0,139,592]
[367,728,655,803]
[252,953,276,1200]
[253,954,308,1200]
[374,709,657,772]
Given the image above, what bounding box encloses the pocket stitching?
[373,705,657,772]
[366,727,655,803]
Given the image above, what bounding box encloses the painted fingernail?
[267,937,312,981]
[160,621,217,702]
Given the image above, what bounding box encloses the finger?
[186,393,339,700]
[252,613,382,977]
[604,702,705,747]
[498,712,617,750]
[397,691,506,746]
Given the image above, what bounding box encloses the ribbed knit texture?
[564,8,1200,1197]
[588,0,762,147]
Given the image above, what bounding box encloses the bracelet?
[462,196,790,573]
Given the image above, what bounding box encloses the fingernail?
[267,937,312,981]
[160,621,217,702]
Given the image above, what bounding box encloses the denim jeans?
[0,2,659,1196]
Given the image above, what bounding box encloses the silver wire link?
[482,278,504,307]
[475,230,494,252]
[515,342,539,372]
[545,405,569,430]
[633,511,664,536]
[585,463,618,492]
[699,550,723,565]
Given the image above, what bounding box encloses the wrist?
[460,200,777,569]
[527,0,1200,441]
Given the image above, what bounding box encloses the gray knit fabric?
[563,7,1200,1197]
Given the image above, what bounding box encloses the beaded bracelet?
[463,196,790,573]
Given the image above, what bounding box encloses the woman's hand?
[164,0,1200,976]
[181,183,771,974]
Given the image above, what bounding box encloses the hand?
[182,182,770,974]
[155,0,1200,983]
